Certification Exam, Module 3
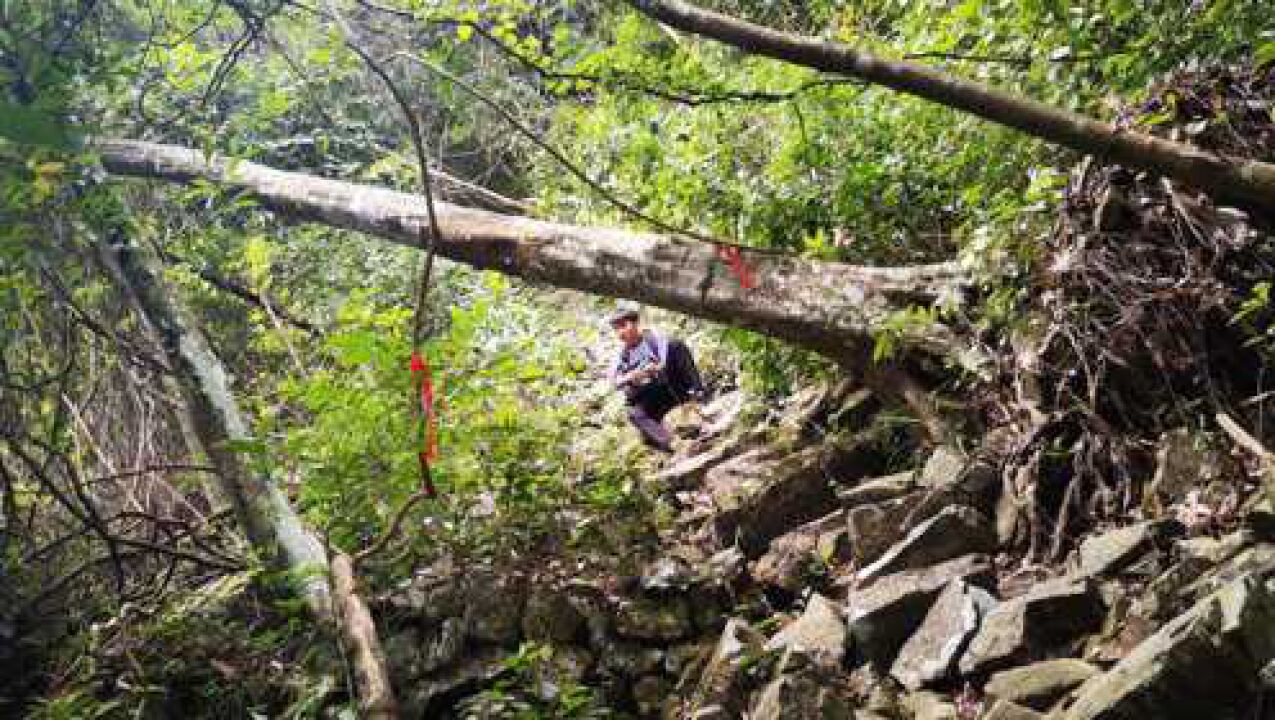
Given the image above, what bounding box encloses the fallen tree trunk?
[628,0,1275,216]
[96,235,398,718]
[96,139,986,376]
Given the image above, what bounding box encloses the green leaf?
[327,330,377,366]
[0,102,77,149]
[222,437,269,455]
[1255,42,1275,69]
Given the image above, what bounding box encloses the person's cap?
[607,301,641,326]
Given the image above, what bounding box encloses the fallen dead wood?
[97,234,400,717]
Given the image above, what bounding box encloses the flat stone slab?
[857,506,997,584]
[1077,521,1180,577]
[847,554,994,668]
[1063,574,1275,720]
[983,700,1045,720]
[655,447,735,490]
[765,593,847,670]
[984,658,1100,710]
[837,470,918,508]
[847,492,923,566]
[890,579,997,689]
[959,578,1104,676]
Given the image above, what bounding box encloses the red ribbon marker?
[409,350,439,497]
[715,245,757,289]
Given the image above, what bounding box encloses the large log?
[96,139,985,374]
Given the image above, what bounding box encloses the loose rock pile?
[376,376,1275,718]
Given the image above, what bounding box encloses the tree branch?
[161,251,322,335]
[627,0,1275,215]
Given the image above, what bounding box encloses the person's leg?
[628,403,674,452]
[664,339,706,401]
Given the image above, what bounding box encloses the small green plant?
[460,642,609,719]
[24,570,343,719]
[1233,281,1274,360]
[872,305,941,364]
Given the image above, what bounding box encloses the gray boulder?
[1179,542,1275,605]
[599,642,664,677]
[691,618,766,716]
[706,444,837,557]
[1077,521,1179,578]
[856,506,997,584]
[983,658,1100,710]
[708,431,879,557]
[402,647,507,718]
[847,553,994,668]
[753,510,849,592]
[521,587,584,645]
[918,445,967,489]
[419,617,467,675]
[890,579,997,689]
[632,675,671,717]
[531,645,594,702]
[641,556,695,594]
[1149,428,1218,502]
[846,492,923,566]
[701,546,747,587]
[900,690,959,720]
[464,572,527,644]
[614,596,693,643]
[750,673,855,720]
[565,583,612,650]
[959,578,1104,676]
[765,593,847,671]
[1064,574,1275,720]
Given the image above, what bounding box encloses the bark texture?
[629,0,1275,216]
[96,139,985,375]
[333,553,399,719]
[97,236,398,717]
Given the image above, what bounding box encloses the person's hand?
[620,363,661,386]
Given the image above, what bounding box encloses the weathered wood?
[333,553,398,719]
[96,139,987,376]
[97,236,398,718]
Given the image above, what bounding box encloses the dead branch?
[331,553,398,719]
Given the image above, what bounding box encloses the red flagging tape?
[410,350,439,497]
[715,245,757,289]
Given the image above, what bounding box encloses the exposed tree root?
[990,62,1275,561]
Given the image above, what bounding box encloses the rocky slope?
[372,378,1275,719]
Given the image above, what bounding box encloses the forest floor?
[365,62,1275,719]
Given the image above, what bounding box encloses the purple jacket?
[608,330,669,390]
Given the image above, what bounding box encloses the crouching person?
[606,304,706,453]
